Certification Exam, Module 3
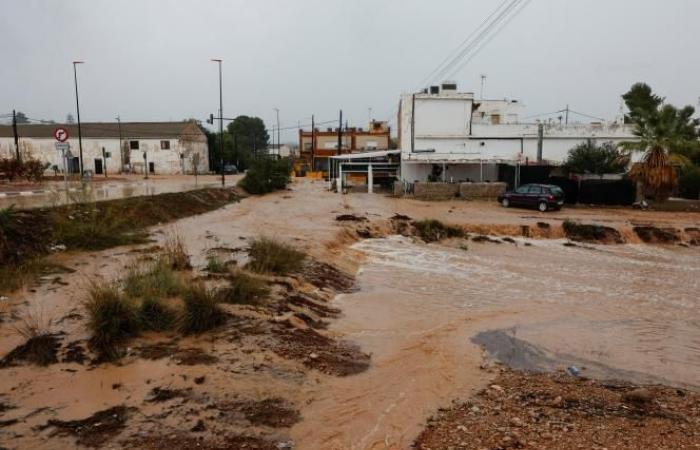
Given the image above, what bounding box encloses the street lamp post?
[73,61,85,178]
[274,108,280,157]
[211,59,224,187]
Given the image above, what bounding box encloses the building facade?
[397,83,636,183]
[298,121,390,173]
[0,121,209,175]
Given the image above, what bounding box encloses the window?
[515,185,530,194]
[549,186,564,196]
[129,140,139,150]
[160,140,170,150]
[527,185,542,195]
[303,142,312,151]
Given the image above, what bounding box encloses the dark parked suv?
[498,183,565,212]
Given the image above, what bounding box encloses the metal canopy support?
[367,164,373,194]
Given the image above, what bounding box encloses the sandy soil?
[0,179,698,449]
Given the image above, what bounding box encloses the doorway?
[94,158,103,175]
[149,162,155,174]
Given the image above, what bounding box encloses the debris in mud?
[136,343,219,366]
[563,219,623,244]
[231,397,301,428]
[271,326,370,376]
[123,433,280,450]
[301,260,355,293]
[61,341,88,364]
[0,333,61,367]
[147,387,190,403]
[335,214,368,222]
[501,237,517,244]
[633,226,680,243]
[471,234,502,244]
[390,213,412,221]
[536,221,551,229]
[414,369,699,450]
[283,293,340,318]
[174,348,220,366]
[46,405,134,447]
[412,219,466,243]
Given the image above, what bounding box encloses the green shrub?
[247,236,305,275]
[123,260,182,300]
[412,219,465,242]
[139,297,176,331]
[678,166,700,199]
[239,158,291,195]
[84,282,141,361]
[179,284,226,334]
[162,233,191,270]
[217,270,270,305]
[52,203,146,250]
[205,255,227,274]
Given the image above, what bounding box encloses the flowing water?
[292,236,700,449]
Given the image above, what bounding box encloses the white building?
[397,83,636,183]
[0,121,209,175]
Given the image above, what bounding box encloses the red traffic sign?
[54,127,69,142]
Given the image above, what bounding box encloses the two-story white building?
[0,120,209,175]
[397,83,636,183]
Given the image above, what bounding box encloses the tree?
[15,111,29,124]
[621,83,700,200]
[564,140,629,175]
[66,114,75,124]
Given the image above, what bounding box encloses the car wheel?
[537,201,548,212]
[501,198,510,208]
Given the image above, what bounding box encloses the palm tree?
[621,84,699,201]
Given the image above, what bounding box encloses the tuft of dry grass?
[205,255,227,274]
[83,281,141,361]
[162,232,191,270]
[139,297,176,332]
[123,259,182,300]
[247,236,305,275]
[179,283,226,335]
[4,308,60,366]
[412,219,465,243]
[217,269,270,305]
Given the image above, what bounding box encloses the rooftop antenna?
[480,74,487,100]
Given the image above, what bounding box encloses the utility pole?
[116,115,123,173]
[211,59,224,186]
[565,105,570,125]
[337,110,342,156]
[311,115,315,172]
[12,110,19,161]
[73,61,85,178]
[368,107,372,125]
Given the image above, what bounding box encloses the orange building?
[298,121,390,175]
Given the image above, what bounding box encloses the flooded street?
[292,235,700,449]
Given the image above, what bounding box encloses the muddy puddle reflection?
[292,235,700,449]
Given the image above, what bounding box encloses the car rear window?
[549,186,564,196]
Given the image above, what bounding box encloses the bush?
[217,270,270,305]
[239,158,291,194]
[0,157,49,182]
[678,166,700,200]
[139,297,176,331]
[564,140,628,175]
[247,236,305,275]
[205,255,227,274]
[5,309,60,366]
[52,203,146,251]
[163,233,191,270]
[179,283,226,334]
[84,282,141,361]
[123,260,182,300]
[412,219,465,243]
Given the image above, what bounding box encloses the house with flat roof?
[0,120,209,175]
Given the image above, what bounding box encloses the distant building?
[397,83,636,183]
[298,121,390,173]
[0,121,209,175]
[265,144,296,158]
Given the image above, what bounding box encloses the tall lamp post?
[274,108,280,157]
[73,61,85,178]
[211,58,224,187]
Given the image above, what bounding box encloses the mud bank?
[414,368,700,450]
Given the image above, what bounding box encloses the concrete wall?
[459,182,506,199]
[0,136,208,175]
[413,182,460,200]
[402,162,499,183]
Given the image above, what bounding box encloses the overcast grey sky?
[2,0,699,142]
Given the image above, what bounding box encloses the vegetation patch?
[179,284,227,335]
[0,259,74,295]
[139,298,177,332]
[239,158,291,195]
[123,260,182,301]
[162,233,191,270]
[83,282,141,361]
[412,219,466,243]
[217,270,270,305]
[562,220,624,244]
[204,255,227,274]
[146,387,190,403]
[233,398,301,428]
[247,236,306,275]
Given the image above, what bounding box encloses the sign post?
[54,127,71,194]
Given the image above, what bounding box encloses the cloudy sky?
[2,0,698,142]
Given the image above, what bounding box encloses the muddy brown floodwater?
[1,180,699,450]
